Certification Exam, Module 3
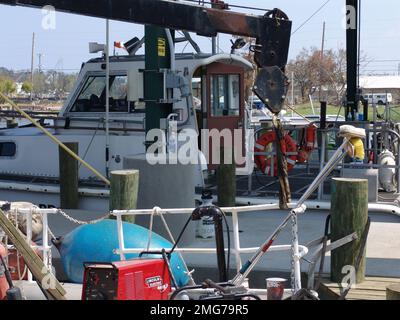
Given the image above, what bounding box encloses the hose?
[221,212,231,279]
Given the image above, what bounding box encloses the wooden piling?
[59,142,79,209]
[109,170,139,223]
[331,178,368,284]
[386,284,400,300]
[217,147,236,207]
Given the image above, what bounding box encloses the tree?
[287,48,320,102]
[287,47,348,105]
[21,81,33,94]
[326,48,347,105]
[0,76,16,94]
[0,76,16,103]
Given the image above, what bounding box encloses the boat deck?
[13,281,82,300]
[201,167,400,204]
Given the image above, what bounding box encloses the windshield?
[70,75,129,112]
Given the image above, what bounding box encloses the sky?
[0,0,399,75]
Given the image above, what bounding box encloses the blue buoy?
[56,219,189,287]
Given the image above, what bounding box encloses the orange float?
[297,124,317,163]
[0,244,9,300]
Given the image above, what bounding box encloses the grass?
[289,103,400,122]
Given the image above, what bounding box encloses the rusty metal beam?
[0,0,291,68]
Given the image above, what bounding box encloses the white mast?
[105,19,110,178]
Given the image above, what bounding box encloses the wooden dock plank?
[318,276,400,300]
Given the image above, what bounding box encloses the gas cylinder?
[0,243,9,300]
[7,241,40,281]
[195,190,215,239]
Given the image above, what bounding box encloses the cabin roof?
[86,53,212,64]
[85,52,254,70]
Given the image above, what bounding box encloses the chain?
[47,226,56,239]
[56,209,110,225]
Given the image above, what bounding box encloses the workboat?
[0,51,255,211]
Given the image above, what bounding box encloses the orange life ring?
[297,124,317,163]
[254,131,298,176]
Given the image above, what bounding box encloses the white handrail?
[111,203,309,274]
[7,208,54,282]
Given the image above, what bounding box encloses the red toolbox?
[82,259,171,300]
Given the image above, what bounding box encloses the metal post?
[144,26,173,148]
[291,213,302,294]
[42,212,49,268]
[26,209,33,282]
[318,132,326,200]
[116,214,126,260]
[397,148,400,194]
[247,172,252,195]
[231,210,242,272]
[105,19,110,178]
[214,214,227,282]
[373,104,378,164]
[30,32,35,101]
[319,21,325,102]
[346,0,359,121]
[318,101,327,200]
[212,37,217,55]
[317,134,326,200]
[291,71,294,117]
[363,99,368,121]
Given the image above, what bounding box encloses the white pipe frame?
[111,204,309,291]
[9,207,57,283]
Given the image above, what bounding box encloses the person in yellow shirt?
[346,137,365,164]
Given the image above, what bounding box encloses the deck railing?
[111,203,309,276]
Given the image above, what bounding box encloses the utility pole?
[319,21,326,102]
[30,32,35,101]
[37,53,43,73]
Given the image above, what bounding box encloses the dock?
[318,276,400,300]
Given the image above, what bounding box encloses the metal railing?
[4,207,56,282]
[111,204,309,272]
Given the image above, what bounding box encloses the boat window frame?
[65,71,136,117]
[0,141,17,158]
[209,73,241,118]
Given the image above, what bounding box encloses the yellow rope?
[285,104,313,124]
[0,93,110,185]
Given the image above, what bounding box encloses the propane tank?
[195,190,215,239]
[0,244,9,300]
[378,150,396,192]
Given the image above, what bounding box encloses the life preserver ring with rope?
[254,131,297,176]
[297,124,317,163]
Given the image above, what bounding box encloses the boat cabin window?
[0,142,16,157]
[210,74,240,117]
[70,75,129,113]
